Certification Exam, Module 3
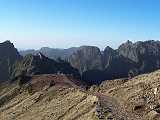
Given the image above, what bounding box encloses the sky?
[0,0,160,50]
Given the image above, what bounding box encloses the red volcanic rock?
[28,74,86,91]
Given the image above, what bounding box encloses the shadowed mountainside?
[0,41,22,82]
[10,53,80,81]
[118,40,160,73]
[69,40,160,84]
[69,45,138,84]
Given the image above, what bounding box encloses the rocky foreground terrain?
[1,70,160,120]
[0,74,97,120]
[99,70,160,120]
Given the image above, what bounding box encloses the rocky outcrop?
[68,40,160,85]
[69,46,103,74]
[103,46,138,79]
[118,40,160,73]
[69,46,137,85]
[68,46,105,84]
[100,70,160,120]
[0,41,21,82]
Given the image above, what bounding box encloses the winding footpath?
[94,92,141,120]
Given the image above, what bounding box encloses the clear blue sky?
[0,0,160,50]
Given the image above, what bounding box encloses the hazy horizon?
[2,39,157,51]
[0,0,160,49]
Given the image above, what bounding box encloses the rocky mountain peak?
[35,52,47,60]
[104,46,116,55]
[0,41,21,82]
[69,46,103,75]
[118,40,160,73]
[0,40,13,47]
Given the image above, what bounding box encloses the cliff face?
[68,40,160,85]
[68,46,137,85]
[0,41,21,82]
[68,46,104,85]
[118,40,160,73]
[69,46,103,74]
[103,46,138,79]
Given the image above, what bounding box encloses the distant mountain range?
[2,40,160,85]
[0,41,80,83]
[19,40,160,84]
[19,47,78,59]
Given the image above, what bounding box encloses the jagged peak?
[126,40,133,44]
[0,40,14,47]
[35,52,47,59]
[3,40,11,43]
[24,52,49,61]
[104,46,114,51]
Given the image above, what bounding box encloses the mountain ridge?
[3,40,160,85]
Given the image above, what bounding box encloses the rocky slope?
[0,41,21,82]
[0,74,98,120]
[99,70,160,120]
[2,69,160,120]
